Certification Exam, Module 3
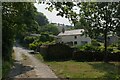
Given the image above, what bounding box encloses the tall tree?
[79,2,120,62]
[40,24,59,35]
[116,3,120,37]
[44,2,120,62]
[35,12,49,26]
[2,2,37,61]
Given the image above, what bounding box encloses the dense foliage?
[2,3,38,78]
[40,24,59,35]
[23,32,55,51]
[2,2,38,61]
[35,12,49,26]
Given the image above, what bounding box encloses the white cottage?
[57,29,91,46]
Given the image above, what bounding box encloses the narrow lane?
[8,46,57,79]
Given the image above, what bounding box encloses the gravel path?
[8,45,58,79]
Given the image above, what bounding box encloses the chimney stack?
[62,27,65,33]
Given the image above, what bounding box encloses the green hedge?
[38,39,120,61]
[40,43,120,61]
[73,51,120,61]
[40,43,73,61]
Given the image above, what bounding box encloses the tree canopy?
[40,24,59,35]
[35,12,49,26]
[2,2,38,61]
[44,2,120,62]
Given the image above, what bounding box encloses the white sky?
[34,3,72,25]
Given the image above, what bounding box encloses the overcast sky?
[34,3,72,25]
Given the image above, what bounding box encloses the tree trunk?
[104,4,109,63]
[104,28,108,63]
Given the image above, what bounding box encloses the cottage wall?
[59,35,91,46]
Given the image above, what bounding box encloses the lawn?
[34,53,120,79]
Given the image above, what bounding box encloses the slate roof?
[58,29,84,36]
[30,34,41,36]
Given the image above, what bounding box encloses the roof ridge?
[58,29,84,36]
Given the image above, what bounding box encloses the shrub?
[23,36,37,46]
[107,46,114,52]
[97,46,104,52]
[81,44,98,51]
[42,41,55,45]
[109,43,117,47]
[29,41,42,50]
[75,40,103,52]
[117,40,120,50]
[91,39,101,46]
[29,43,36,50]
[75,45,84,51]
[107,42,120,52]
[39,33,54,42]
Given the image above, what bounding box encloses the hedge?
[39,43,120,61]
[40,43,73,61]
[73,51,120,61]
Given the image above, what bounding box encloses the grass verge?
[34,53,44,62]
[2,51,15,79]
[46,61,120,79]
[34,53,120,79]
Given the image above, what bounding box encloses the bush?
[109,43,117,47]
[107,46,114,52]
[29,43,36,50]
[39,33,54,42]
[23,36,37,47]
[29,41,42,50]
[75,40,103,52]
[42,41,55,45]
[80,44,98,52]
[75,45,84,51]
[91,39,101,46]
[97,46,104,52]
[117,40,120,50]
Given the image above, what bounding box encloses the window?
[74,36,77,39]
[66,41,73,46]
[74,41,77,45]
